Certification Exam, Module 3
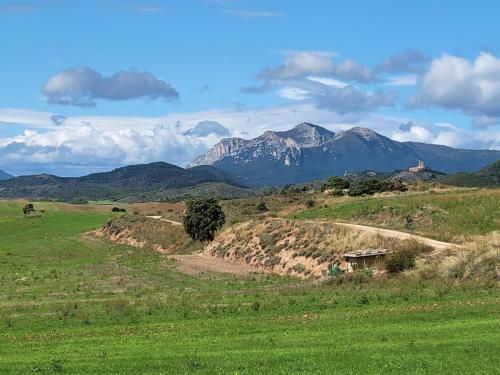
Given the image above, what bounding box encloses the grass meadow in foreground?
[292,189,500,243]
[0,200,499,374]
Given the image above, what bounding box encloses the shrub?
[183,198,226,242]
[23,203,35,216]
[348,178,407,196]
[111,207,126,212]
[384,250,416,274]
[264,256,281,267]
[330,189,344,197]
[256,201,268,212]
[321,176,350,191]
[292,263,306,273]
[305,199,316,208]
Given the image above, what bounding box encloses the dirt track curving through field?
[146,216,182,226]
[328,222,459,251]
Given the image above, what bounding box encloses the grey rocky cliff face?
[192,123,331,167]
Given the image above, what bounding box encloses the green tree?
[183,198,226,242]
[23,203,35,216]
[384,250,416,274]
[321,176,350,192]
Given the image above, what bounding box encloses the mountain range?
[0,170,13,180]
[0,162,250,202]
[192,123,500,186]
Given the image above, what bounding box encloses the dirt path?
[170,254,262,276]
[311,220,459,251]
[146,216,182,226]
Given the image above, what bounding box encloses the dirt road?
[146,216,182,226]
[330,222,458,251]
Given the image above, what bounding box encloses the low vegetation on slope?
[293,189,500,243]
[206,219,433,278]
[438,159,500,187]
[97,215,199,254]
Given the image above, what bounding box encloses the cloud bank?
[1,105,498,176]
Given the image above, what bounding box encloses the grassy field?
[292,189,500,243]
[1,200,499,374]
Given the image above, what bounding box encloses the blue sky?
[1,0,500,175]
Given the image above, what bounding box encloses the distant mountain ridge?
[0,162,250,201]
[0,170,13,180]
[192,123,500,186]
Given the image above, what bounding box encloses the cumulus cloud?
[240,51,401,113]
[315,86,395,114]
[42,66,179,107]
[184,121,230,137]
[376,49,428,73]
[410,52,500,119]
[256,51,376,83]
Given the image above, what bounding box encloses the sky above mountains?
[1,0,500,176]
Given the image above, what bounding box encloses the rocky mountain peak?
[274,122,335,148]
[334,127,379,141]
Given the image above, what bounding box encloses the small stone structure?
[408,160,426,173]
[342,248,392,272]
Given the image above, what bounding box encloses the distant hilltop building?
[409,160,426,173]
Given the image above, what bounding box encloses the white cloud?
[392,125,433,143]
[306,76,348,88]
[277,87,310,101]
[411,52,500,119]
[258,51,336,80]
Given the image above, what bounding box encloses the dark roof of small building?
[343,248,391,259]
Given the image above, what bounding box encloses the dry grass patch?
[96,215,199,254]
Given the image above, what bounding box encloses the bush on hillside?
[348,178,407,196]
[305,199,316,208]
[330,188,344,197]
[321,176,350,192]
[183,198,226,242]
[23,203,35,216]
[111,207,127,212]
[256,201,268,212]
[384,250,416,274]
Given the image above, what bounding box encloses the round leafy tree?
[183,198,226,242]
[23,203,35,216]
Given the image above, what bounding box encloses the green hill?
[438,159,500,187]
[0,162,251,202]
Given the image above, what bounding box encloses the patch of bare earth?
[170,254,262,276]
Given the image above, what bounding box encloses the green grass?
[0,200,499,374]
[292,189,500,242]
